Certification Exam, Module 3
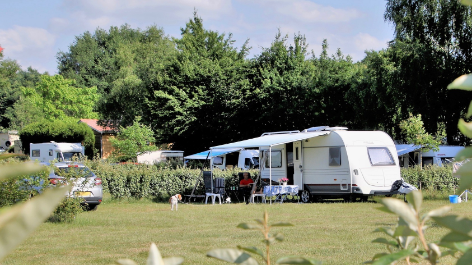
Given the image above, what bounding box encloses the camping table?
[263,185,299,203]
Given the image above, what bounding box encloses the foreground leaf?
[406,190,422,213]
[0,185,69,260]
[457,248,472,265]
[162,257,184,265]
[422,206,451,222]
[237,246,264,258]
[276,256,322,265]
[117,259,138,265]
[380,198,418,229]
[461,0,472,7]
[432,215,472,238]
[0,163,44,181]
[207,248,259,265]
[458,119,472,139]
[270,222,293,227]
[448,74,472,90]
[372,249,416,265]
[237,223,263,230]
[440,231,472,243]
[147,243,164,265]
[372,238,399,248]
[455,147,472,161]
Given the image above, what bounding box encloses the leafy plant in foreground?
[207,211,321,265]
[116,242,183,265]
[0,154,68,260]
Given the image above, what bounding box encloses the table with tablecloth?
[263,185,299,203]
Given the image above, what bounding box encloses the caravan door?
[293,141,303,188]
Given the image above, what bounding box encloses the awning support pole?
[269,146,272,205]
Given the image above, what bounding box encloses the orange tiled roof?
[79,119,117,134]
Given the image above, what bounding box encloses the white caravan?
[30,142,85,162]
[210,126,402,202]
[137,150,184,164]
[184,148,259,170]
[396,144,464,167]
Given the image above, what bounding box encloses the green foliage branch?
[207,211,321,265]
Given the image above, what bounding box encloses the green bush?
[48,197,84,223]
[0,159,49,207]
[86,160,259,201]
[19,119,95,157]
[401,165,457,191]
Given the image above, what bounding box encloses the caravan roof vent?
[304,126,329,132]
[261,130,300,136]
[324,127,348,131]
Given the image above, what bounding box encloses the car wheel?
[300,190,311,203]
[86,204,98,211]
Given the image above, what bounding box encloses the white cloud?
[354,32,388,51]
[0,26,57,73]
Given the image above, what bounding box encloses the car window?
[55,167,94,178]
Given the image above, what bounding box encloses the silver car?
[48,162,103,211]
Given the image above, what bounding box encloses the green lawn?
[3,196,471,265]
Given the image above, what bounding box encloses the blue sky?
[0,0,395,74]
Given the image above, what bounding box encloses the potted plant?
[278,177,289,186]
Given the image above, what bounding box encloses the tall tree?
[21,75,99,121]
[148,12,250,153]
[57,25,176,126]
[385,0,472,144]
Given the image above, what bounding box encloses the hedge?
[86,160,259,201]
[401,165,457,190]
[85,160,458,201]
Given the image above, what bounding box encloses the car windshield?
[55,167,94,178]
[61,152,83,161]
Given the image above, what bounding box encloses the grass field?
[3,195,471,265]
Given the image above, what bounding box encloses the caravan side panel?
[302,133,351,194]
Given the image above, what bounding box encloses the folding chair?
[249,175,266,203]
[203,171,221,204]
[214,177,226,201]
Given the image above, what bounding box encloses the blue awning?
[184,148,242,160]
[395,144,422,156]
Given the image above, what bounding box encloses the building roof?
[79,119,117,134]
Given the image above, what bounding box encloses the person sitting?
[239,172,254,204]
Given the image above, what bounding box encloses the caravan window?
[329,147,341,166]
[213,157,223,165]
[264,150,282,168]
[368,147,395,166]
[32,150,40,157]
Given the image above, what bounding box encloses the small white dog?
[169,194,182,211]
[225,197,231,204]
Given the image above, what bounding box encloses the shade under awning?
[210,131,330,149]
[184,148,242,160]
[395,144,422,156]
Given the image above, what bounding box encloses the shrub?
[401,165,457,191]
[0,157,49,207]
[86,160,259,201]
[19,119,95,157]
[48,197,84,223]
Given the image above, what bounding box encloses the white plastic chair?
[203,171,221,205]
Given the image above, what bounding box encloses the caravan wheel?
[300,190,311,203]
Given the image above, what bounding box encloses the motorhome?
[396,144,464,167]
[185,148,259,170]
[210,126,402,202]
[30,142,85,162]
[137,150,184,164]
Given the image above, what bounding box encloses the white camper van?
[396,144,464,167]
[30,142,85,162]
[185,148,259,170]
[210,126,402,202]
[137,150,184,164]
